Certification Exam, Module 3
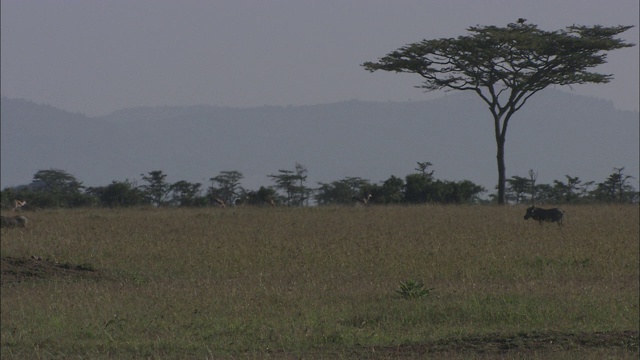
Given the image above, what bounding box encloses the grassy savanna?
[1,205,638,359]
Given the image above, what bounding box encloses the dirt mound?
[1,256,103,285]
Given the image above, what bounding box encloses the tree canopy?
[363,20,634,204]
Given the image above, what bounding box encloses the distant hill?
[1,90,638,194]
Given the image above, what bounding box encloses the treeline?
[503,168,638,205]
[0,163,637,210]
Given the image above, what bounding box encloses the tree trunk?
[496,137,506,205]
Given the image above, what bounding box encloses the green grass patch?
[1,205,638,358]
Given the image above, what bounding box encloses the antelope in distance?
[352,193,372,205]
[212,197,226,208]
[12,200,26,212]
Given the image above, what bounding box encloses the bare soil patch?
[367,330,639,357]
[1,256,104,285]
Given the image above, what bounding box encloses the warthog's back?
[524,206,564,224]
[0,215,28,228]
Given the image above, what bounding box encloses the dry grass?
[1,205,638,358]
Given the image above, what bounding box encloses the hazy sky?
[2,1,639,116]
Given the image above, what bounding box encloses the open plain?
[1,205,638,359]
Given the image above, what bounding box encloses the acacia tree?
[363,20,634,204]
[553,175,582,203]
[315,177,372,205]
[506,175,531,204]
[268,163,310,206]
[33,169,84,195]
[592,167,635,203]
[209,170,244,205]
[171,180,203,207]
[31,168,92,207]
[140,170,171,206]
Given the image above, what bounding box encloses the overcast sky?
[2,1,638,116]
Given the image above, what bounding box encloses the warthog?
[1,215,28,228]
[524,206,565,225]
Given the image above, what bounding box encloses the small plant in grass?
[395,279,433,300]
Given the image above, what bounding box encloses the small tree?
[379,175,405,204]
[294,163,313,206]
[528,169,538,204]
[269,169,297,206]
[243,186,278,206]
[404,162,436,203]
[404,173,433,203]
[591,167,635,203]
[268,163,311,206]
[611,167,634,203]
[209,170,244,205]
[171,180,203,207]
[89,180,147,207]
[553,175,582,203]
[533,183,554,204]
[315,181,353,205]
[363,20,634,204]
[445,180,486,204]
[315,177,372,205]
[415,161,435,179]
[506,175,532,204]
[578,180,595,202]
[140,170,171,206]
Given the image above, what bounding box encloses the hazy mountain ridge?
[1,91,638,193]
